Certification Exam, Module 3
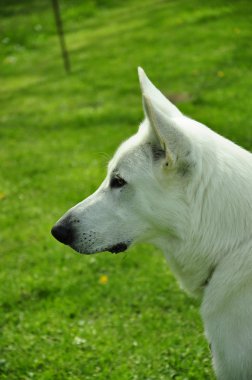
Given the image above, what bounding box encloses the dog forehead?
[108,131,148,174]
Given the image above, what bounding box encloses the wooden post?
[51,0,71,73]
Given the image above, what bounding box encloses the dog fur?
[52,68,252,379]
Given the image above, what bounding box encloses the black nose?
[51,223,74,245]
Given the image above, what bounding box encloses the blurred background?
[0,0,251,379]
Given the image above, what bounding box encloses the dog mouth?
[107,243,128,254]
[70,241,130,255]
[51,220,131,255]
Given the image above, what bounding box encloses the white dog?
[52,68,252,379]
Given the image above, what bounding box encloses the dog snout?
[51,222,74,246]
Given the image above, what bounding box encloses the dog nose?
[51,223,74,245]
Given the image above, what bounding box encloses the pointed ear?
[138,67,182,118]
[142,94,191,166]
[138,67,191,166]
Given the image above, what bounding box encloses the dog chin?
[71,242,129,255]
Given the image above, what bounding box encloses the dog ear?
[138,68,191,165]
[142,95,191,165]
[138,67,182,118]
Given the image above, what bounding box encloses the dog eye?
[110,175,127,189]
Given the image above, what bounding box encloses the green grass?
[0,0,251,378]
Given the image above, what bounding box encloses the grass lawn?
[0,0,251,379]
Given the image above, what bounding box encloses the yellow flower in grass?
[99,274,108,285]
[217,71,225,78]
[0,192,6,200]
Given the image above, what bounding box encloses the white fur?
[53,68,252,379]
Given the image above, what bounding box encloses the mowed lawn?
[0,0,251,379]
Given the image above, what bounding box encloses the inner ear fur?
[143,95,174,165]
[151,144,166,161]
[142,94,192,168]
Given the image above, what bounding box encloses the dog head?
[51,68,210,254]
